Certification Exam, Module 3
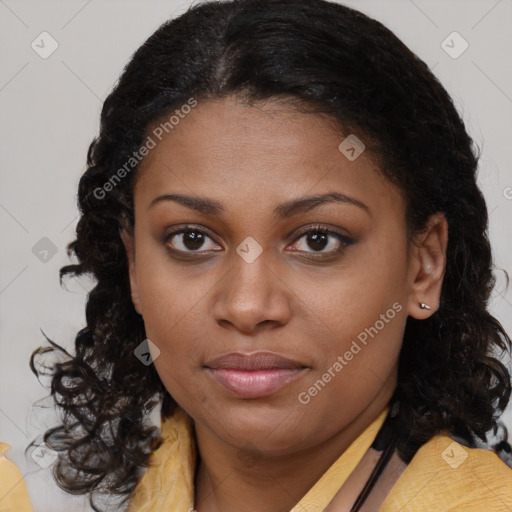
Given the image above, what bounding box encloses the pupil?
[308,231,327,251]
[184,231,204,250]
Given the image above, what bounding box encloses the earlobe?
[120,227,143,315]
[407,213,448,320]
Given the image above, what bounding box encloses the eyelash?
[162,224,353,258]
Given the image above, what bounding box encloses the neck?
[193,378,395,512]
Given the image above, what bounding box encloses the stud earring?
[419,303,431,310]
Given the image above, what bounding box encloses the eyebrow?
[148,192,369,218]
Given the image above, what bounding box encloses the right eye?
[164,226,222,254]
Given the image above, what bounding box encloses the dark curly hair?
[29,0,511,510]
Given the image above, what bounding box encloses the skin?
[121,95,447,512]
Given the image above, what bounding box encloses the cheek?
[294,308,405,445]
[291,240,408,406]
[301,301,406,391]
[146,307,207,408]
[134,259,208,385]
[136,250,206,334]
[294,239,408,345]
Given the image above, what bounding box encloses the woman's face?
[122,96,440,455]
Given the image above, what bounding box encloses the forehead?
[133,96,403,219]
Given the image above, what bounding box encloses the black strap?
[348,412,398,511]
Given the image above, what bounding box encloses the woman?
[27,0,512,510]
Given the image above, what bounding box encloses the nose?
[211,248,293,334]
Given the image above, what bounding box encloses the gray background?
[1,0,511,510]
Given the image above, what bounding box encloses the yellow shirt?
[290,408,512,511]
[2,407,511,511]
[128,406,512,511]
[0,443,34,512]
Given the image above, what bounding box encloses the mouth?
[204,351,309,399]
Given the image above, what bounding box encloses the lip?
[205,352,309,399]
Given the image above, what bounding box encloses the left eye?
[290,228,351,253]
[166,229,221,252]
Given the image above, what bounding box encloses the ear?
[407,213,448,319]
[120,227,143,315]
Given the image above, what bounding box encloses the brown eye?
[291,227,352,254]
[165,227,221,253]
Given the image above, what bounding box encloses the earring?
[419,303,431,310]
